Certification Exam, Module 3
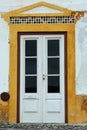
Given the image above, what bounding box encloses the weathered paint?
[76,13,87,95]
[8,23,76,123]
[0,0,87,99]
[0,100,8,122]
[0,18,9,93]
[0,1,87,123]
[8,21,87,123]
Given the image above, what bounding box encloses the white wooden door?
[20,34,65,123]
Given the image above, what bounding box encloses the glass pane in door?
[25,40,37,93]
[47,39,60,93]
[48,40,59,56]
[25,40,37,56]
[48,76,60,93]
[48,58,60,74]
[25,76,37,93]
[25,58,37,74]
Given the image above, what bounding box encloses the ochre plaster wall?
[74,96,87,123]
[67,30,87,123]
[0,100,8,122]
[6,23,86,123]
[1,1,86,123]
[0,20,86,123]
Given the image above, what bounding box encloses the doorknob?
[43,74,46,80]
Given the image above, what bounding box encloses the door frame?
[17,32,67,123]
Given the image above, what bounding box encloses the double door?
[20,34,65,123]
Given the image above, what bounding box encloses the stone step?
[0,123,87,130]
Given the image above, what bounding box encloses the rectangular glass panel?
[25,76,37,93]
[25,40,37,56]
[48,40,59,56]
[48,76,60,93]
[25,58,37,74]
[48,58,60,74]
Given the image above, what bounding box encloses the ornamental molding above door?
[2,2,84,24]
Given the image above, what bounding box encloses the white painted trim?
[20,34,65,123]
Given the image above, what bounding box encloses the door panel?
[43,36,64,123]
[20,35,65,123]
[20,36,42,122]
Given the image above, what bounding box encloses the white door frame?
[19,34,65,123]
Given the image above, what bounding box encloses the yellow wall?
[0,22,86,123]
[0,100,8,122]
[5,23,85,123]
[1,2,86,123]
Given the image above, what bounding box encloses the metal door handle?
[43,74,46,80]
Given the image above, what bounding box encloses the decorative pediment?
[2,2,72,18]
[2,2,84,24]
[19,2,71,15]
[21,6,63,14]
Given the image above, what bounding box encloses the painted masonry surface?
[0,0,87,123]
